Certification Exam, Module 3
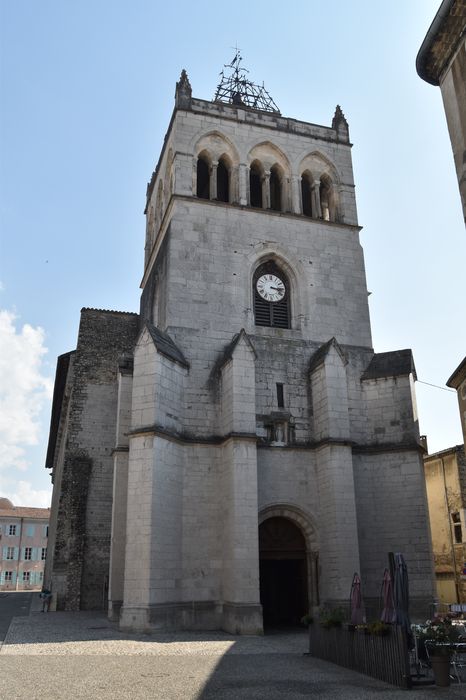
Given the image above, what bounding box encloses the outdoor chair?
[450,642,466,683]
[410,633,431,680]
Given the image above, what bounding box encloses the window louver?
[253,265,290,329]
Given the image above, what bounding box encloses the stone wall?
[50,308,139,610]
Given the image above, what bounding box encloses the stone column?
[239,163,248,206]
[311,181,322,219]
[210,161,218,200]
[291,175,301,214]
[263,171,270,210]
[191,158,197,198]
[108,362,133,620]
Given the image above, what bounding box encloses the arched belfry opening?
[301,172,313,217]
[259,517,309,627]
[250,161,263,208]
[217,157,229,202]
[320,174,338,222]
[269,165,282,211]
[196,155,210,199]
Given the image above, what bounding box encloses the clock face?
[256,274,286,303]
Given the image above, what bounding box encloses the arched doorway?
[259,516,309,627]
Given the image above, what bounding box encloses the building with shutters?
[45,57,435,632]
[0,498,50,591]
[423,445,466,605]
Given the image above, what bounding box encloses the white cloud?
[1,479,51,508]
[0,309,53,471]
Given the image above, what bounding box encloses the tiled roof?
[361,349,416,381]
[0,506,50,519]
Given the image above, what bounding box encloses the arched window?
[320,175,338,222]
[250,161,263,208]
[301,173,313,217]
[253,261,290,329]
[270,165,282,211]
[196,156,210,199]
[217,158,229,203]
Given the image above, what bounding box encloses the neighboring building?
[447,357,466,451]
[0,498,50,591]
[416,0,466,224]
[417,6,466,597]
[424,446,466,605]
[45,58,435,632]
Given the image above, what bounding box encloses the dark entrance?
[259,516,309,628]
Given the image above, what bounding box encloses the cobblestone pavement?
[2,612,466,699]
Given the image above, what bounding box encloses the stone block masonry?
[46,69,436,632]
[48,309,139,610]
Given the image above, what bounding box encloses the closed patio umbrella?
[393,552,414,647]
[350,572,365,625]
[380,568,396,623]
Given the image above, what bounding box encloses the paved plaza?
[1,604,466,699]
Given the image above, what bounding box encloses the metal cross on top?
[213,48,280,114]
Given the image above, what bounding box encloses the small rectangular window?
[6,547,15,560]
[22,571,30,583]
[276,383,284,408]
[8,525,17,536]
[4,571,12,582]
[452,512,463,543]
[41,547,47,560]
[24,547,32,561]
[26,525,35,537]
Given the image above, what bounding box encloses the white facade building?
[0,499,49,591]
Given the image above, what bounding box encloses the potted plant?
[300,613,314,627]
[318,606,346,629]
[366,621,391,637]
[413,616,460,687]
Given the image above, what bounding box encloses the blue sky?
[1,1,465,507]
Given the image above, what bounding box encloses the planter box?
[308,624,411,689]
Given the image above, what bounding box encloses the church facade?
[45,63,435,633]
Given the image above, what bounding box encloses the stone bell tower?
[105,54,435,633]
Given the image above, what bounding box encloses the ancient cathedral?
[45,56,435,633]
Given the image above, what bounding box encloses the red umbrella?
[380,568,396,623]
[350,572,365,625]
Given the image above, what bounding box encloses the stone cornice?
[127,424,423,455]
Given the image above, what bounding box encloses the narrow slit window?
[452,512,463,543]
[276,383,284,408]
